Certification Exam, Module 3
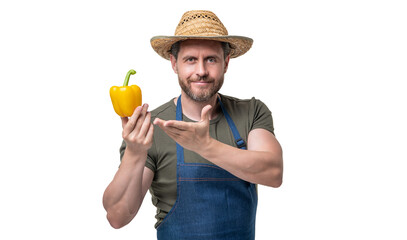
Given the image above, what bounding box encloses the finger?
[145,123,154,143]
[121,117,129,129]
[123,106,142,134]
[129,104,149,139]
[160,125,181,141]
[200,105,212,123]
[163,120,190,131]
[153,118,182,137]
[138,112,152,137]
[153,118,165,128]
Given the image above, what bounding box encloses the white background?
[1,0,406,239]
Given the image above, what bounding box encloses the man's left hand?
[153,105,213,154]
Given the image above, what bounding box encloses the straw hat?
[150,10,253,60]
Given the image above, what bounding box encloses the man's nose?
[196,60,209,78]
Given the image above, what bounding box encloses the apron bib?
[157,95,257,240]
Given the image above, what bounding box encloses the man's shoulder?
[220,93,271,119]
[220,93,265,107]
[220,94,274,134]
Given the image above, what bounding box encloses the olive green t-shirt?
[119,94,274,228]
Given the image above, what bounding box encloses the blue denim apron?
[157,96,258,240]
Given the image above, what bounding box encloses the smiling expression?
[171,40,230,102]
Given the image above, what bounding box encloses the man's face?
[171,40,230,102]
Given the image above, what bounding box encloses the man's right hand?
[121,103,154,157]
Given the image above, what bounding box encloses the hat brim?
[150,35,253,60]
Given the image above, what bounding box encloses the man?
[103,10,283,239]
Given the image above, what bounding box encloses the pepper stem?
[123,69,137,86]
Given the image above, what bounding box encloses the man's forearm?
[103,150,147,228]
[198,139,283,187]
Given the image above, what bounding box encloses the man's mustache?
[188,76,214,82]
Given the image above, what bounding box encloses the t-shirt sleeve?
[251,98,275,135]
[146,143,157,172]
[119,140,157,172]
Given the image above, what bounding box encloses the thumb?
[121,117,129,129]
[200,105,212,123]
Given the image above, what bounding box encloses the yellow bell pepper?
[110,69,142,117]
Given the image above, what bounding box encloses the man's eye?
[186,58,195,62]
[207,58,216,63]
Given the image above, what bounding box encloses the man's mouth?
[190,79,213,83]
[191,81,213,87]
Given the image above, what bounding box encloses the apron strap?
[176,96,185,163]
[217,95,247,150]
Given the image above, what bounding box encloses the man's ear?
[224,55,230,73]
[170,54,178,74]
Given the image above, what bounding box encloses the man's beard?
[178,75,224,102]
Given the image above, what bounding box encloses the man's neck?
[174,92,220,121]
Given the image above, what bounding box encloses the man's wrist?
[197,137,217,159]
[122,148,148,165]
